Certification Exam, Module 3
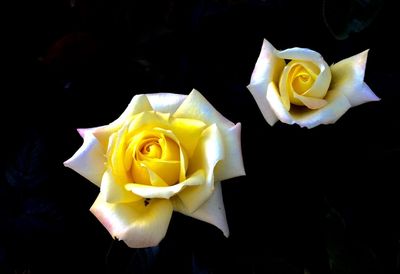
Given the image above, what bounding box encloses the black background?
[2,0,399,273]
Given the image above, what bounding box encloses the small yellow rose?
[247,39,380,128]
[64,90,245,248]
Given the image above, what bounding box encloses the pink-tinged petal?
[173,182,229,237]
[330,50,380,106]
[145,93,187,113]
[90,192,173,248]
[292,87,352,128]
[248,39,286,85]
[176,124,223,213]
[100,169,142,203]
[247,39,286,125]
[64,128,106,187]
[124,169,205,199]
[214,123,245,182]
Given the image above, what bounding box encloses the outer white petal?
[146,93,187,113]
[174,90,245,180]
[266,82,351,128]
[247,82,279,125]
[64,127,106,187]
[275,47,325,64]
[174,182,229,237]
[214,123,245,182]
[124,169,205,199]
[247,39,286,125]
[330,50,380,106]
[90,192,173,248]
[266,82,295,125]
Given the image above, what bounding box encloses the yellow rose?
[247,39,380,128]
[64,89,245,248]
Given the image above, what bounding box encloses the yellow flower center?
[278,60,329,111]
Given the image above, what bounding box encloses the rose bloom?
[64,89,245,248]
[247,39,380,128]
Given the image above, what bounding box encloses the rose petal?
[275,47,325,64]
[64,128,106,187]
[169,117,207,157]
[176,124,223,213]
[146,93,187,113]
[292,86,352,128]
[124,169,205,199]
[174,90,245,180]
[248,39,286,85]
[93,95,154,149]
[293,92,328,109]
[266,82,295,125]
[330,50,380,106]
[266,81,352,128]
[247,82,279,125]
[100,168,142,203]
[173,182,229,237]
[90,192,173,248]
[174,89,235,130]
[247,39,286,125]
[214,123,245,181]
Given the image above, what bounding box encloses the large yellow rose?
[64,89,245,248]
[247,39,380,128]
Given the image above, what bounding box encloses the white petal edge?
[275,47,325,64]
[248,39,285,85]
[174,182,229,237]
[146,93,187,113]
[266,82,352,128]
[174,89,235,130]
[330,50,380,106]
[90,192,173,248]
[247,82,279,125]
[214,122,245,182]
[64,127,105,187]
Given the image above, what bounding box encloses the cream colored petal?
[247,39,286,125]
[214,123,245,182]
[293,92,327,109]
[174,89,235,129]
[291,87,352,128]
[275,47,324,64]
[93,95,154,148]
[125,169,205,199]
[176,124,223,213]
[248,39,286,85]
[90,192,173,248]
[64,128,106,187]
[247,82,279,125]
[330,50,380,106]
[174,90,245,181]
[173,182,229,237]
[146,93,187,113]
[302,59,331,99]
[100,169,142,203]
[266,82,296,125]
